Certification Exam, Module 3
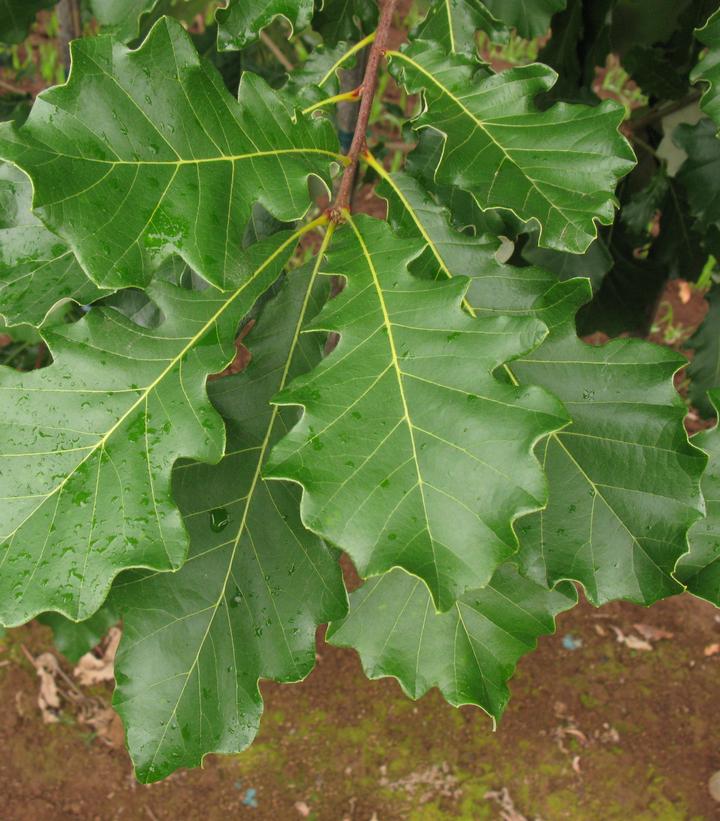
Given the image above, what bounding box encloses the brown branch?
[57,0,82,74]
[260,31,295,73]
[627,90,701,133]
[330,0,399,219]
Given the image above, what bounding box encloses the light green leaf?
[676,389,720,606]
[266,214,568,612]
[217,0,314,51]
[0,228,301,627]
[112,252,347,783]
[415,0,510,55]
[0,0,53,44]
[687,286,720,419]
[390,42,635,254]
[693,8,720,132]
[37,602,119,663]
[327,564,576,720]
[0,17,340,289]
[0,163,107,328]
[375,168,706,605]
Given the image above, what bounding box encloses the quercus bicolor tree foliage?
[1,0,719,782]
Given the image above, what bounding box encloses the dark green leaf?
[480,0,565,39]
[687,286,720,418]
[266,215,568,612]
[37,602,119,663]
[216,0,314,51]
[693,8,720,130]
[112,254,347,783]
[327,564,576,720]
[391,42,635,254]
[675,389,720,605]
[376,169,706,605]
[414,0,510,55]
[0,0,53,44]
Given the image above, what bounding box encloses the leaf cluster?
[1,0,720,782]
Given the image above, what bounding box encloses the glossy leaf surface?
[0,18,339,288]
[216,0,314,51]
[328,564,576,719]
[0,230,296,626]
[391,42,635,254]
[0,163,107,327]
[378,171,706,605]
[676,390,720,606]
[113,259,347,783]
[415,0,510,54]
[266,215,568,611]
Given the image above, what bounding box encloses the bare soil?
[2,590,720,820]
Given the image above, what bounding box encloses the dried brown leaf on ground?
[33,651,61,723]
[633,623,674,642]
[610,625,653,651]
[704,643,720,657]
[73,627,121,686]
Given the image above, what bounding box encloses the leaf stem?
[302,87,362,116]
[330,0,400,219]
[319,31,377,87]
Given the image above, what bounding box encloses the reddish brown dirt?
[2,591,720,821]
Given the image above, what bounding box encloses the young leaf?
[216,0,314,51]
[687,286,720,419]
[0,163,107,328]
[0,0,53,44]
[675,389,720,605]
[414,0,510,55]
[693,8,720,131]
[112,252,347,783]
[37,602,119,663]
[0,17,340,289]
[0,228,301,627]
[479,0,566,39]
[266,215,568,612]
[327,564,576,720]
[390,42,636,254]
[375,169,705,605]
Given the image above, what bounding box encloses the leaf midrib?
[1,221,318,548]
[142,223,335,776]
[388,49,582,234]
